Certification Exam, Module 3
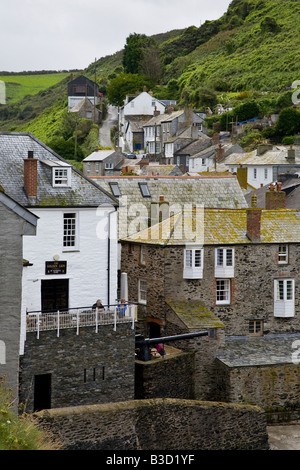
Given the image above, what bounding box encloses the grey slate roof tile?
[0,132,118,208]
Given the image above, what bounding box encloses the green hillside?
[0,0,299,157]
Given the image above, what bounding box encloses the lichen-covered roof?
[166,300,225,329]
[0,132,118,208]
[91,175,248,210]
[122,208,300,245]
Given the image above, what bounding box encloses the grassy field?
[0,73,70,103]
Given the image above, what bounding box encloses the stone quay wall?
[35,398,269,450]
[19,323,135,412]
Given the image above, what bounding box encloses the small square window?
[278,245,288,264]
[140,245,146,265]
[249,320,263,336]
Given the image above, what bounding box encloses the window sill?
[62,250,80,253]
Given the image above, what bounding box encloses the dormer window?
[53,166,71,187]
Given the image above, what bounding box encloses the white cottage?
[0,133,119,354]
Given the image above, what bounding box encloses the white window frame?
[216,279,231,305]
[215,248,234,278]
[253,168,257,179]
[264,168,268,179]
[87,162,91,173]
[95,162,99,173]
[63,212,78,250]
[140,245,146,265]
[53,167,71,187]
[138,279,147,304]
[274,279,295,317]
[105,162,113,170]
[183,248,203,279]
[278,245,288,264]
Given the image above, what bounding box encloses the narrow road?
[99,105,118,148]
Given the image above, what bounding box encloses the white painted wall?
[189,156,215,172]
[20,206,118,352]
[228,164,273,189]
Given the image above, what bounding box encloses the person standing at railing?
[117,298,127,318]
[92,299,105,310]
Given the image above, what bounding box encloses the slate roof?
[217,333,300,367]
[0,132,118,208]
[90,175,248,210]
[122,208,300,245]
[224,148,300,166]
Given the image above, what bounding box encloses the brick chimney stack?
[265,182,286,209]
[215,144,225,162]
[24,151,37,197]
[246,208,261,243]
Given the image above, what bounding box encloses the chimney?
[24,151,37,197]
[139,160,149,169]
[191,123,198,139]
[153,106,160,117]
[286,146,295,163]
[246,208,261,243]
[237,165,248,190]
[215,144,225,162]
[257,144,273,155]
[265,183,286,209]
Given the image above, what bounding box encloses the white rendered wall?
[189,156,215,173]
[20,206,118,352]
[123,92,165,117]
[229,164,273,189]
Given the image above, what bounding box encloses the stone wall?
[19,324,135,412]
[215,360,300,414]
[124,242,300,337]
[34,398,269,450]
[135,352,195,399]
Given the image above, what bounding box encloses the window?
[63,213,77,248]
[95,162,99,173]
[53,167,71,186]
[215,248,234,277]
[202,158,206,165]
[139,182,151,197]
[183,248,203,279]
[138,280,147,304]
[140,245,146,265]
[105,163,113,169]
[216,279,231,304]
[110,182,121,197]
[249,320,263,336]
[274,279,295,317]
[278,245,288,264]
[264,168,268,179]
[253,168,257,179]
[87,162,91,173]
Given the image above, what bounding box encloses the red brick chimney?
[265,183,286,209]
[24,151,37,197]
[246,208,261,243]
[215,144,225,162]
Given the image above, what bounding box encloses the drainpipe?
[107,207,117,307]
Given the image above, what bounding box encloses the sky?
[0,0,232,72]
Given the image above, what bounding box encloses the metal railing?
[26,303,137,338]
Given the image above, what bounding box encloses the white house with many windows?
[222,145,300,189]
[0,133,119,353]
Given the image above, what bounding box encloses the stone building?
[121,187,300,338]
[0,190,38,402]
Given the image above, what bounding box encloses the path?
[99,105,118,148]
[267,423,300,450]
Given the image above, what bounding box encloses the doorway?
[41,279,69,313]
[34,373,51,411]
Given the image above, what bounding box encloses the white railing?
[26,303,137,338]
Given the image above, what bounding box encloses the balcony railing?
[26,303,137,338]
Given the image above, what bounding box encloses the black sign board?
[45,261,67,275]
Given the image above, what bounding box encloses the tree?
[107,73,154,107]
[122,33,156,74]
[275,107,300,136]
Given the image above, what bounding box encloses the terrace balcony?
[26,303,137,338]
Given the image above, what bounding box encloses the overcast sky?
[1,0,232,72]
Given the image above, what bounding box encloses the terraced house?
[121,186,300,338]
